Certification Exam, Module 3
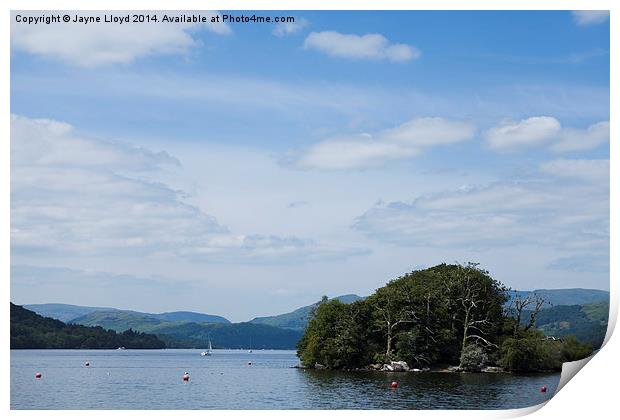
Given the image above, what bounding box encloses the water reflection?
[300,369,559,409]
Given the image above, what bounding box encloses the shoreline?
[293,364,560,375]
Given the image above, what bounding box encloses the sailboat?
[201,339,213,356]
[248,337,253,353]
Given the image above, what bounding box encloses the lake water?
[11,349,560,410]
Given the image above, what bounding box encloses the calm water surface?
[11,349,559,409]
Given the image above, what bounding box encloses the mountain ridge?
[10,303,165,349]
[249,294,364,331]
[24,303,231,324]
[24,288,608,329]
[18,287,609,350]
[70,311,302,349]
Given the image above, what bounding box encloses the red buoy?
[182,372,190,381]
[540,386,547,393]
[35,372,42,379]
[390,381,398,389]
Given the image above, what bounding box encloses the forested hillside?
[71,311,303,349]
[10,303,165,349]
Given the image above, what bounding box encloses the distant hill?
[71,310,302,349]
[154,311,229,323]
[23,288,608,349]
[23,303,118,323]
[25,303,230,324]
[71,310,174,332]
[506,288,609,307]
[154,322,303,349]
[249,294,364,331]
[250,288,609,332]
[528,301,609,348]
[10,303,165,349]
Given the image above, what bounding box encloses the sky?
[10,10,610,321]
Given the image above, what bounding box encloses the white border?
[2,1,616,419]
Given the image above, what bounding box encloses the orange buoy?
[35,372,42,379]
[540,386,547,393]
[182,372,190,381]
[390,381,398,389]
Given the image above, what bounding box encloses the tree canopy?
[297,263,593,372]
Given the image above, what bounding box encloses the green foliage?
[298,263,508,369]
[395,326,454,367]
[560,336,593,361]
[297,300,375,369]
[527,301,609,348]
[297,263,595,373]
[459,344,489,372]
[10,303,165,349]
[500,336,551,372]
[500,332,592,372]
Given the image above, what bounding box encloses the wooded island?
[297,263,593,373]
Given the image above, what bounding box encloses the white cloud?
[550,121,610,152]
[572,11,610,26]
[296,117,475,170]
[11,11,231,67]
[540,158,609,182]
[273,18,308,37]
[296,136,417,170]
[484,116,561,151]
[353,157,608,254]
[10,114,180,170]
[485,117,609,153]
[11,115,364,263]
[303,31,420,62]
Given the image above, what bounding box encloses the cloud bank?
[353,159,609,257]
[11,115,365,263]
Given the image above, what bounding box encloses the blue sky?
[10,10,610,321]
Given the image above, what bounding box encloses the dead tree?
[509,293,549,337]
[372,292,418,362]
[455,264,498,367]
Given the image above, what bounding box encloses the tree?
[450,263,507,368]
[506,292,549,337]
[295,263,592,373]
[297,299,374,369]
[368,280,419,362]
[459,344,489,372]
